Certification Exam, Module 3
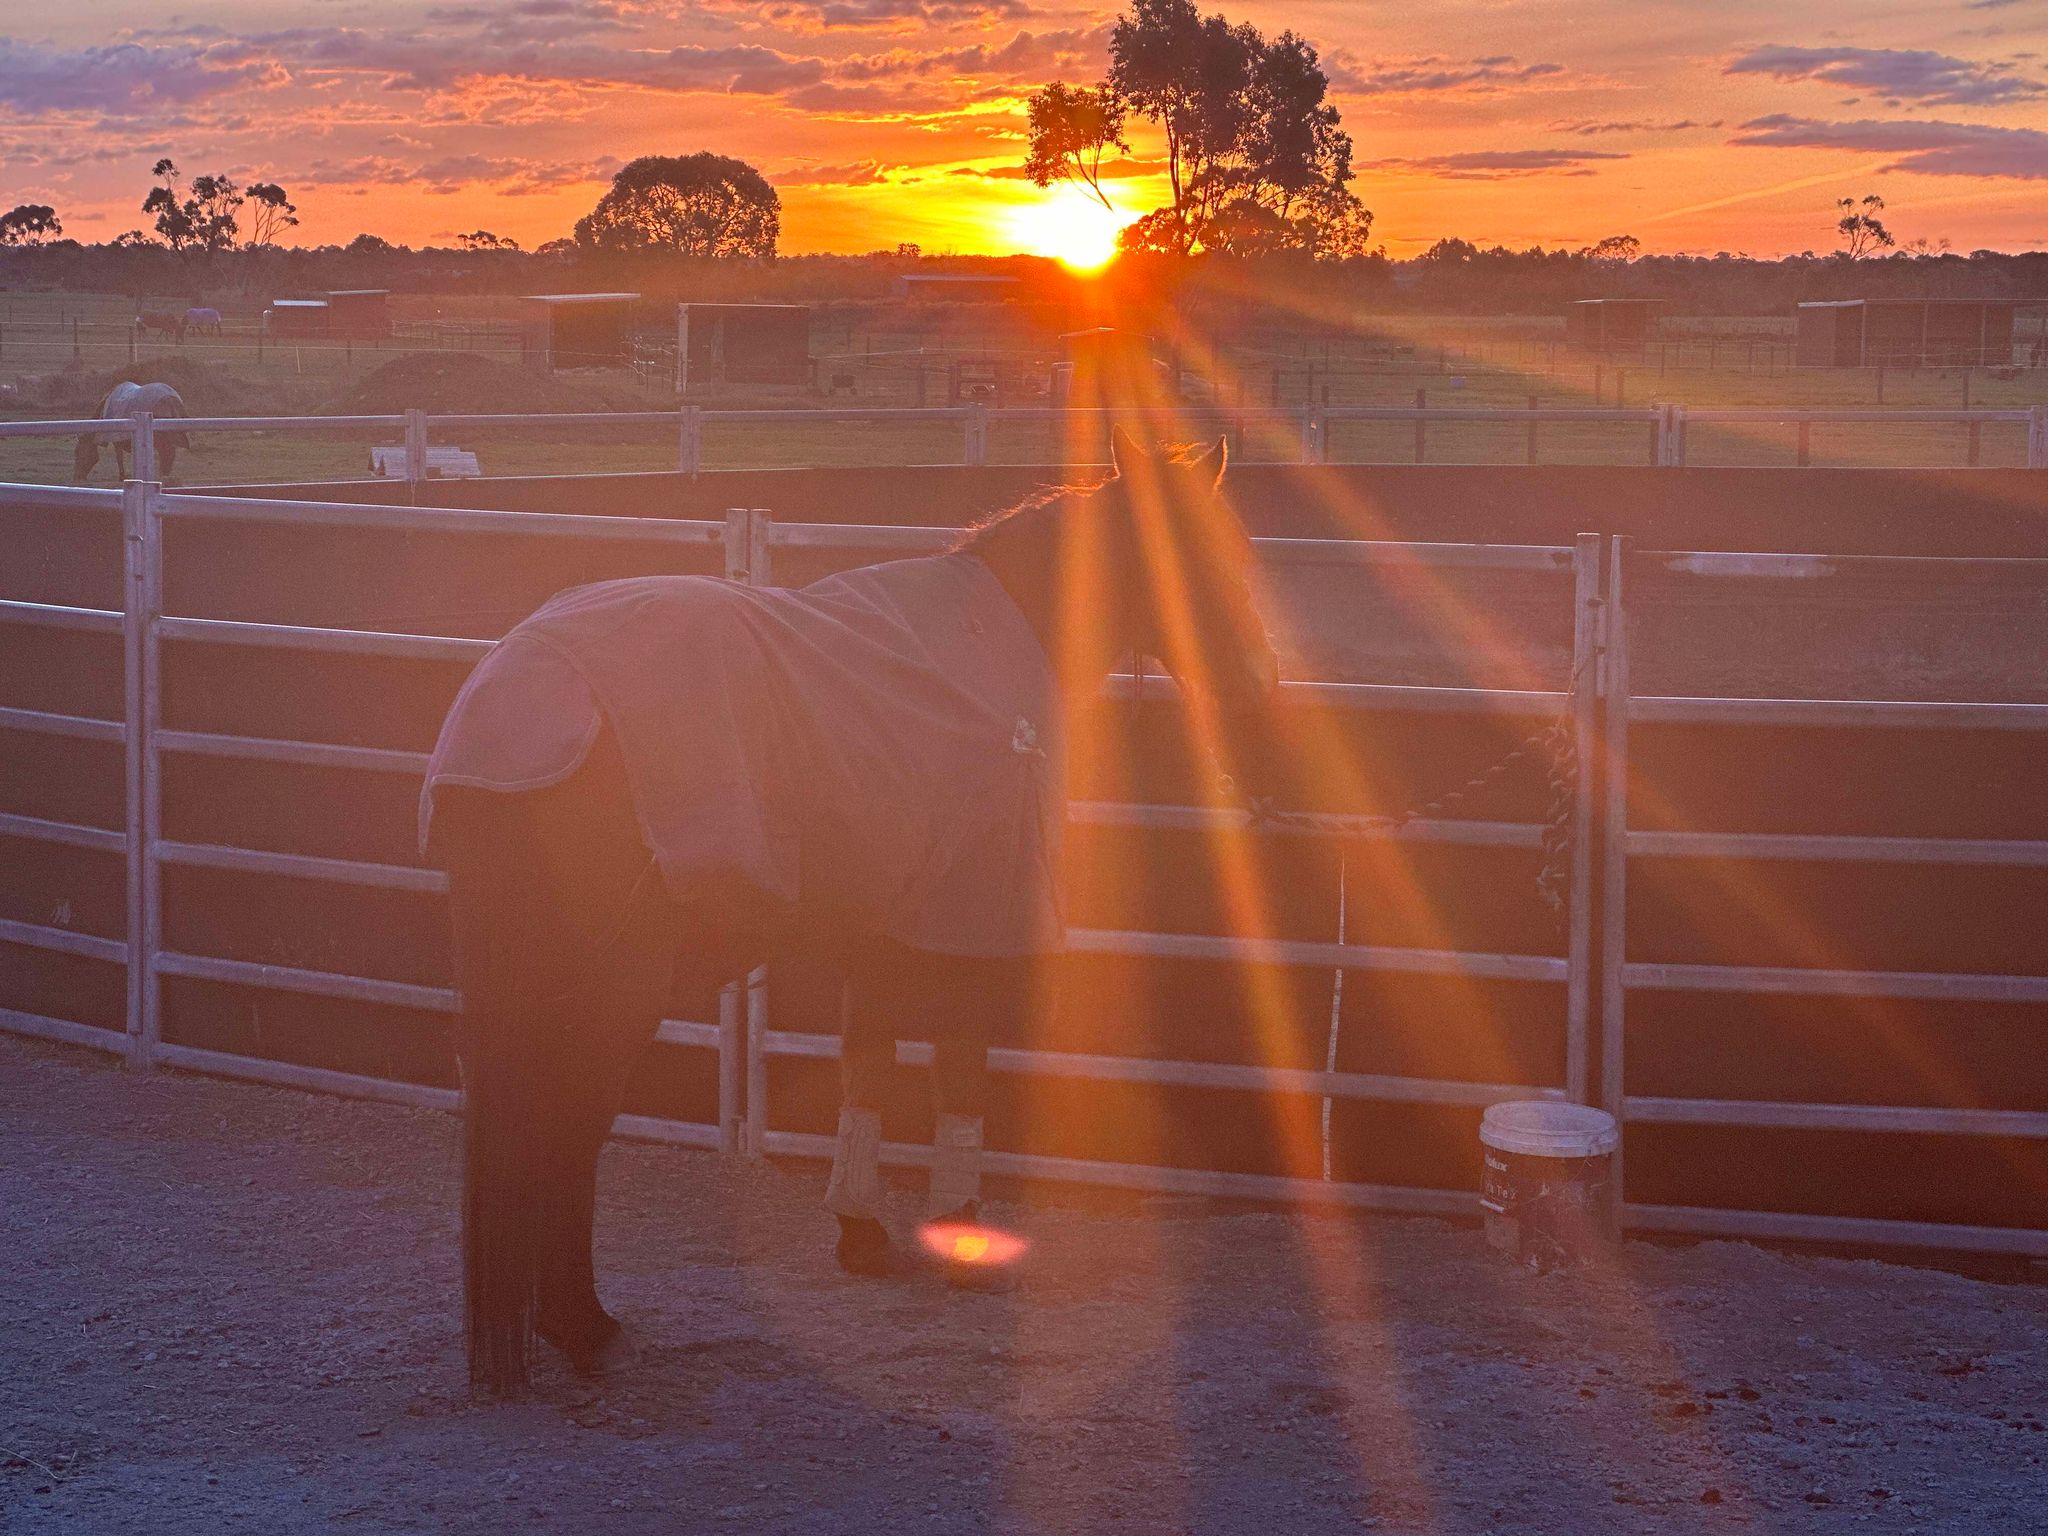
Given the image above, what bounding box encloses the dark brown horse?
[135,310,186,342]
[425,428,1279,1396]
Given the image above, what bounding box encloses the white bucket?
[1479,1101,1619,1271]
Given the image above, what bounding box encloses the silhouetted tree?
[1042,0,1364,257]
[457,229,520,251]
[1835,195,1893,259]
[573,154,779,258]
[1023,83,1129,211]
[142,160,243,254]
[247,183,298,248]
[1579,234,1640,263]
[0,203,62,247]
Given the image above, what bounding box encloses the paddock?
[5,1035,2045,1534]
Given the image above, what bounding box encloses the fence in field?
[1,415,2045,1256]
[10,402,2048,482]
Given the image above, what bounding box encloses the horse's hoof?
[538,1306,625,1376]
[834,1215,909,1279]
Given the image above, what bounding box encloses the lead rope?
[1225,646,1589,929]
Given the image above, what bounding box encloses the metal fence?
[2,434,2045,1255]
[12,401,2048,483]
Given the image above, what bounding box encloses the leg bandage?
[823,1105,885,1220]
[929,1112,984,1218]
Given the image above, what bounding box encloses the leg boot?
[824,1106,904,1277]
[928,1113,1016,1293]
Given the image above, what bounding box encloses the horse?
[183,306,223,336]
[72,381,191,483]
[134,311,186,343]
[421,427,1280,1397]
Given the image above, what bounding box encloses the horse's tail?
[71,432,98,483]
[446,813,568,1399]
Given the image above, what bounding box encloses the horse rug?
[421,552,1065,958]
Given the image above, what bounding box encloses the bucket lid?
[1480,1100,1618,1159]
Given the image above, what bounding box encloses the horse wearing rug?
[423,430,1279,1396]
[72,381,190,482]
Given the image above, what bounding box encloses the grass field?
[2,289,2044,484]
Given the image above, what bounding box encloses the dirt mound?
[323,352,622,416]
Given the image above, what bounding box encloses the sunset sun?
[1008,186,1128,270]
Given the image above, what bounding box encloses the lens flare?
[917,1222,1027,1266]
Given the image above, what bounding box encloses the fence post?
[2030,405,2048,468]
[1796,419,1812,468]
[745,964,770,1159]
[679,403,703,476]
[403,408,428,493]
[1598,535,1633,1216]
[121,478,164,1071]
[1564,533,1603,1105]
[965,401,989,466]
[723,507,751,582]
[1299,406,1323,464]
[130,411,156,484]
[717,982,742,1155]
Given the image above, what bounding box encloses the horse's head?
[1095,425,1279,722]
[71,432,101,483]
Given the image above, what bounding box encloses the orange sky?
[2,1,2045,256]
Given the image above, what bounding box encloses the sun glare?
[1009,187,1126,270]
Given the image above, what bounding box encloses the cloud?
[1725,45,2044,107]
[1327,53,1566,96]
[0,38,283,116]
[1360,148,1627,179]
[302,153,622,193]
[1550,117,1720,136]
[211,26,829,96]
[770,158,893,185]
[836,25,1107,82]
[697,0,1033,30]
[951,154,1165,180]
[1731,113,2048,177]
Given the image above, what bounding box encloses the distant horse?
[183,307,223,336]
[422,428,1279,1396]
[134,311,186,343]
[73,381,191,482]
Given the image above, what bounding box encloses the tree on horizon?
[573,154,780,259]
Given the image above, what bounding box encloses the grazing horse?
[72,381,190,482]
[422,428,1280,1397]
[135,311,186,343]
[183,306,224,336]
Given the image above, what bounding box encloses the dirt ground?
[3,1037,2044,1535]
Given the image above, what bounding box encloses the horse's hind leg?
[442,726,675,1394]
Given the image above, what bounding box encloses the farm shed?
[893,273,1023,303]
[1563,298,1662,353]
[325,290,391,339]
[1796,299,2025,368]
[264,298,329,339]
[675,303,811,393]
[525,292,641,370]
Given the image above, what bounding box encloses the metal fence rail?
[2,469,2044,1254]
[16,401,2048,483]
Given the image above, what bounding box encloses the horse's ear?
[1109,424,1148,474]
[1181,435,1228,489]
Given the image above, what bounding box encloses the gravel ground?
[3,1035,2044,1535]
